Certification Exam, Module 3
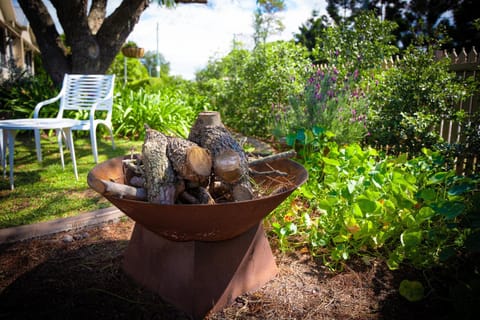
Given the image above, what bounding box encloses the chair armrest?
[33,94,62,118]
[89,95,114,121]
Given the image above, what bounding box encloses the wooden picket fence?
[381,47,479,175]
[436,47,479,175]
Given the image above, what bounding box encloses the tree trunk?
[18,0,207,86]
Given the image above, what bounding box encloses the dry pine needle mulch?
[0,218,452,320]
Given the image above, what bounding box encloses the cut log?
[100,179,147,201]
[188,111,253,201]
[214,149,243,183]
[142,126,177,204]
[167,136,212,185]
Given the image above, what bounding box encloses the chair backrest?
[59,74,115,113]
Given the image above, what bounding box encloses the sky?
[14,0,327,79]
[129,0,327,79]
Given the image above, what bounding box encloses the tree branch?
[17,0,69,85]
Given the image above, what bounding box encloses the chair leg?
[107,124,116,150]
[34,129,43,162]
[90,127,99,163]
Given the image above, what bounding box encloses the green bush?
[112,87,207,139]
[284,66,369,145]
[196,40,311,137]
[366,44,475,155]
[0,73,57,119]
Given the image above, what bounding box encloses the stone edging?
[0,207,124,245]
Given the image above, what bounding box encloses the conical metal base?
[122,222,277,319]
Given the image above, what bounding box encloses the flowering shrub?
[281,65,369,145]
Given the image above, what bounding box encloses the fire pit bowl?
[88,155,308,242]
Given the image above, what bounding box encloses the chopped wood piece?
[100,179,147,201]
[142,126,177,204]
[189,111,224,139]
[129,176,145,187]
[188,111,253,202]
[248,150,296,166]
[189,186,215,204]
[214,149,243,183]
[167,136,212,185]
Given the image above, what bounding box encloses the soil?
[1,217,473,320]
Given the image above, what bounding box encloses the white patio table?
[0,118,79,190]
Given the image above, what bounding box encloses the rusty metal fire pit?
[88,155,307,319]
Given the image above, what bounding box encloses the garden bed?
[0,217,462,320]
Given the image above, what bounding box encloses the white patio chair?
[33,74,116,163]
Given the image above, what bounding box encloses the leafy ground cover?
[0,133,143,228]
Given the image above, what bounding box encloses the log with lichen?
[142,126,177,204]
[102,112,296,204]
[188,112,253,202]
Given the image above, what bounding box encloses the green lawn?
[0,132,143,228]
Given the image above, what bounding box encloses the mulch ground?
[0,218,473,320]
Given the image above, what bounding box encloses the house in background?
[0,0,39,80]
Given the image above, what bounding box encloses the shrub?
[0,72,57,119]
[196,40,311,137]
[366,44,475,156]
[283,65,369,145]
[112,87,207,139]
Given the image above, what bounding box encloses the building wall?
[0,0,39,80]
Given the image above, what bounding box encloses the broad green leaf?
[417,188,436,201]
[417,206,435,220]
[448,183,474,196]
[286,133,296,146]
[427,172,448,185]
[400,230,422,248]
[351,203,363,217]
[296,129,306,142]
[322,157,340,166]
[399,280,425,302]
[357,198,377,214]
[433,201,466,219]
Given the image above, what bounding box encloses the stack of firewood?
[99,111,295,205]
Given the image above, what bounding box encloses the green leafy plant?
[284,66,369,145]
[0,73,57,119]
[112,87,205,139]
[366,43,474,156]
[267,128,480,271]
[196,40,311,137]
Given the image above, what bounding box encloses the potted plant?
[121,41,144,58]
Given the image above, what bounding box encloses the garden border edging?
[0,207,124,244]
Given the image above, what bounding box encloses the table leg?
[7,129,16,190]
[56,129,65,169]
[63,128,78,180]
[0,129,5,178]
[34,129,42,163]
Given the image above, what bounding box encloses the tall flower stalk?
[283,65,369,145]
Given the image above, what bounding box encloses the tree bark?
[189,111,253,201]
[142,126,177,204]
[166,137,212,185]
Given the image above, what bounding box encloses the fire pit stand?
[123,222,277,319]
[88,155,307,319]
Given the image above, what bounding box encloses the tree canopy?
[299,0,479,52]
